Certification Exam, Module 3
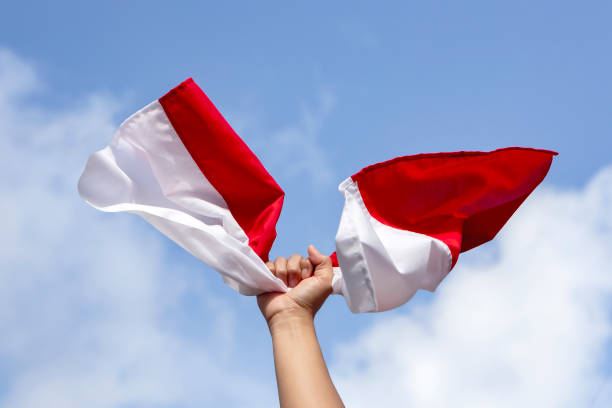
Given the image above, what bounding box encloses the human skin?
[257,245,345,408]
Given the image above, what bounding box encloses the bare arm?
[258,245,344,408]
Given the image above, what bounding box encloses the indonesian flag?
[78,78,557,313]
[78,79,286,295]
[332,148,556,312]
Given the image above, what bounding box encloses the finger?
[307,245,331,267]
[274,257,288,286]
[307,245,333,279]
[266,261,275,273]
[300,257,313,279]
[287,254,302,288]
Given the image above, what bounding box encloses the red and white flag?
[331,148,556,312]
[78,79,286,295]
[78,79,557,313]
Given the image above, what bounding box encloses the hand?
[257,245,334,326]
[259,246,345,407]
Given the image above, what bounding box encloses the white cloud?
[0,49,274,408]
[332,166,612,407]
[3,46,611,408]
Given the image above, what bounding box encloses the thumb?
[308,245,333,273]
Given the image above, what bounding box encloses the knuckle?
[287,254,302,273]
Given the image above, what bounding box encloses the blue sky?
[1,1,611,406]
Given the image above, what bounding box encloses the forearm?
[268,311,344,408]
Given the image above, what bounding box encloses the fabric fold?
[78,77,557,313]
[78,79,287,296]
[332,148,557,312]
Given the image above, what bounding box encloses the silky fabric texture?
[77,100,286,295]
[352,148,557,267]
[333,148,556,312]
[335,178,452,313]
[159,79,284,262]
[78,78,557,313]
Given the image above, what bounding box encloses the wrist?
[267,308,314,332]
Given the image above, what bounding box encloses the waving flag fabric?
[78,79,286,295]
[332,148,557,312]
[78,78,557,313]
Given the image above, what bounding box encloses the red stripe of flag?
[159,78,284,262]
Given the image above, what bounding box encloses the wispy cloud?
[332,167,612,407]
[229,87,337,193]
[338,20,379,50]
[2,46,611,408]
[0,48,273,408]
